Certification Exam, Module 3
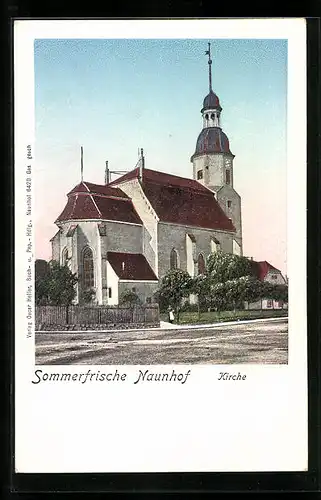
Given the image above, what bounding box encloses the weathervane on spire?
[205,42,212,92]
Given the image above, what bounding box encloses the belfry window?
[205,113,209,120]
[170,248,179,269]
[83,247,94,289]
[211,113,215,120]
[197,170,203,180]
[197,254,206,275]
[226,169,231,185]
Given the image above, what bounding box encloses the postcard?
[14,18,307,473]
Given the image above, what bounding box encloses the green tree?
[223,276,265,311]
[209,281,227,314]
[207,251,254,283]
[119,289,141,308]
[80,288,96,304]
[204,252,258,312]
[274,284,288,304]
[35,260,78,306]
[35,259,49,281]
[259,282,288,308]
[191,273,210,318]
[157,269,193,322]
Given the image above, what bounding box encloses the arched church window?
[226,169,231,185]
[170,248,179,270]
[211,238,220,253]
[83,247,94,289]
[62,247,68,266]
[197,253,206,275]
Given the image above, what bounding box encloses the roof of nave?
[109,167,235,233]
[107,252,158,281]
[67,181,128,199]
[250,260,282,281]
[56,181,142,225]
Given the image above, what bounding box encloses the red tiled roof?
[108,168,140,187]
[109,167,210,192]
[56,182,142,224]
[107,252,158,281]
[251,260,281,281]
[110,168,235,232]
[68,181,128,198]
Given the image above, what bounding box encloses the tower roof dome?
[202,90,222,112]
[191,127,232,159]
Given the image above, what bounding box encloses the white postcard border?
[14,18,307,473]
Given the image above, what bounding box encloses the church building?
[51,44,243,305]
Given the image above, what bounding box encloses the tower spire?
[205,42,212,92]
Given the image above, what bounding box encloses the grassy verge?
[160,309,288,325]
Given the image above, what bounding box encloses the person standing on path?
[168,306,175,324]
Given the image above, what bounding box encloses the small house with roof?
[245,260,288,310]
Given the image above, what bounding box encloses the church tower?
[191,43,243,255]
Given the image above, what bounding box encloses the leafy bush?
[156,269,193,321]
[80,288,96,304]
[35,260,78,306]
[119,289,141,308]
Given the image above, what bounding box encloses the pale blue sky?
[34,38,287,273]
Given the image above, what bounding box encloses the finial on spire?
[205,42,212,92]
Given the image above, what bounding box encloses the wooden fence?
[36,304,160,330]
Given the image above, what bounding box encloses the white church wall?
[98,221,143,304]
[114,178,158,275]
[54,220,144,305]
[71,229,79,303]
[245,299,287,310]
[193,154,224,187]
[232,239,241,256]
[264,271,287,285]
[157,222,234,279]
[118,281,159,305]
[103,220,143,254]
[216,185,243,251]
[54,225,71,266]
[106,261,119,305]
[72,221,100,305]
[186,234,195,277]
[51,231,61,262]
[96,225,103,305]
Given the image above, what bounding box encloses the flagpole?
[81,146,83,182]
